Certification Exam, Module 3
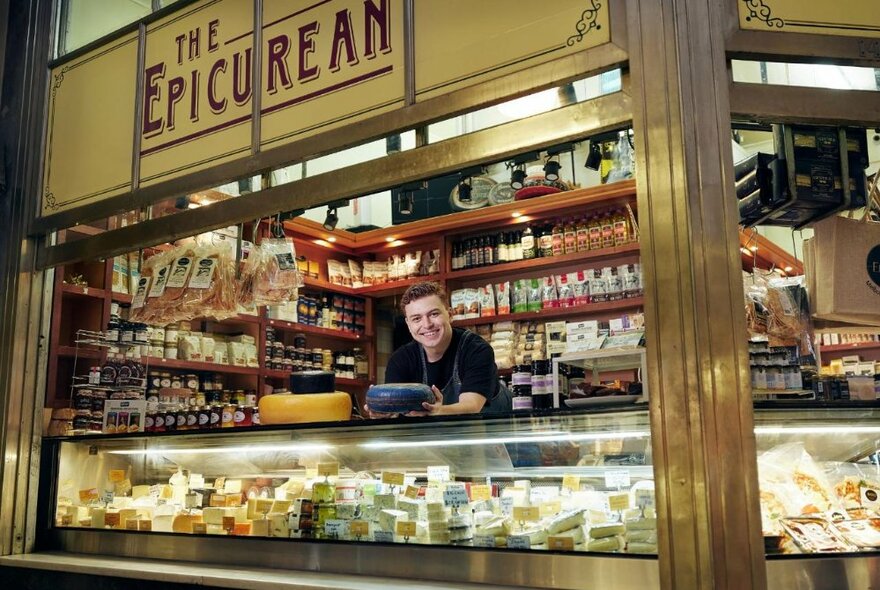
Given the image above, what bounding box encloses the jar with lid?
[293,332,307,349]
[353,348,368,379]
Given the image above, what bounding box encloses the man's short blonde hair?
[400,281,447,314]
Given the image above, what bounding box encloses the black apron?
[419,331,512,414]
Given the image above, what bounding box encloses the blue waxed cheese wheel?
[367,383,434,413]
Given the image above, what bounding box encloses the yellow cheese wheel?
[258,392,352,425]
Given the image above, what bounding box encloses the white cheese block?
[359,504,379,522]
[513,527,547,546]
[131,485,151,500]
[551,524,585,544]
[206,524,227,535]
[590,523,626,539]
[476,516,510,537]
[473,510,495,527]
[546,509,586,534]
[89,507,106,528]
[626,517,657,530]
[270,513,289,537]
[397,498,421,520]
[232,506,248,523]
[378,509,408,532]
[152,514,174,532]
[270,500,292,514]
[587,535,623,552]
[202,507,228,525]
[335,503,357,520]
[626,542,658,554]
[250,518,270,537]
[625,529,657,543]
[374,494,396,509]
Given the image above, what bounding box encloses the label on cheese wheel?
[427,465,450,483]
[318,463,339,477]
[396,521,417,537]
[513,506,540,522]
[548,536,575,551]
[105,512,120,528]
[125,519,139,531]
[349,520,369,537]
[374,530,394,543]
[79,488,99,503]
[608,493,630,512]
[382,471,405,486]
[404,485,420,499]
[470,485,491,502]
[108,470,125,483]
[473,534,496,548]
[507,535,531,549]
[192,522,207,534]
[562,474,581,492]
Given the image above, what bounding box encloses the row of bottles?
[450,208,634,271]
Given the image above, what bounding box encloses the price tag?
[125,519,139,531]
[513,506,540,522]
[635,489,656,510]
[473,534,496,548]
[192,522,207,534]
[138,520,152,531]
[324,519,348,537]
[470,484,491,502]
[349,520,369,537]
[605,470,631,489]
[382,471,405,486]
[78,488,99,503]
[608,493,630,512]
[374,530,394,543]
[223,479,242,494]
[108,470,126,483]
[318,463,339,477]
[443,487,470,507]
[222,516,236,531]
[104,512,120,528]
[396,521,417,537]
[500,496,515,517]
[540,500,562,516]
[427,465,450,483]
[189,473,205,488]
[548,535,575,551]
[562,474,581,492]
[100,490,114,505]
[507,535,531,549]
[404,485,421,499]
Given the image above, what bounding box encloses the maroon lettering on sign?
[208,59,228,114]
[266,34,292,95]
[329,9,358,72]
[166,76,186,131]
[188,28,201,61]
[364,0,391,59]
[175,34,186,65]
[190,70,200,123]
[298,21,320,82]
[232,48,252,105]
[143,62,166,137]
[208,19,220,52]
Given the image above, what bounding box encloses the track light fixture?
[323,207,339,231]
[398,191,414,215]
[458,178,473,202]
[585,141,602,170]
[510,166,527,190]
[543,158,561,181]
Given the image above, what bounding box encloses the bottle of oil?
[588,214,603,250]
[563,218,577,254]
[551,220,564,256]
[576,217,590,252]
[601,210,615,249]
[521,226,536,259]
[613,208,630,246]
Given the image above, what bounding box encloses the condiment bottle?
[563,218,577,254]
[588,215,603,250]
[521,226,536,259]
[539,224,554,257]
[576,216,590,252]
[601,211,615,248]
[613,208,630,246]
[551,220,564,256]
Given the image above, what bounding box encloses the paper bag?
[808,212,880,326]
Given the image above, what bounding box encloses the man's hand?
[405,385,444,416]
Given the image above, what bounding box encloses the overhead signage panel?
[738,0,880,38]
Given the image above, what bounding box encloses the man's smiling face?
[404,294,452,352]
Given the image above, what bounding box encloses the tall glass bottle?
[521,226,536,259]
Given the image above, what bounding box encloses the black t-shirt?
[384,328,498,401]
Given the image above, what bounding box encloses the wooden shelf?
[199,313,261,326]
[452,297,645,327]
[302,276,357,295]
[111,292,133,303]
[357,275,443,298]
[820,342,880,354]
[446,243,640,282]
[57,346,104,360]
[60,284,106,299]
[142,357,260,375]
[265,319,369,340]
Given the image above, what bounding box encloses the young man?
[369,281,511,416]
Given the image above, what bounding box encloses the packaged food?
[463,288,481,319]
[242,238,304,307]
[327,260,346,286]
[528,278,543,312]
[362,261,375,286]
[374,260,389,284]
[834,519,880,548]
[555,274,574,307]
[513,280,530,314]
[421,249,440,276]
[780,518,853,553]
[495,281,511,315]
[348,259,364,288]
[404,251,421,278]
[450,290,468,321]
[590,269,608,302]
[479,285,496,317]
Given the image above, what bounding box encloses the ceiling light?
[584,142,602,171]
[511,212,523,219]
[497,88,560,119]
[749,245,758,252]
[323,207,339,231]
[510,167,527,190]
[327,236,337,243]
[108,443,334,456]
[543,159,562,181]
[784,265,793,272]
[385,236,395,243]
[398,191,414,215]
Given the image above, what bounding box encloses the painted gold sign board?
[42,33,138,214]
[140,0,253,188]
[40,0,611,219]
[738,0,880,38]
[414,0,610,101]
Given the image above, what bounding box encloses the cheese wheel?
[258,392,352,424]
[366,384,433,414]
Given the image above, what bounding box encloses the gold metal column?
[627,1,766,588]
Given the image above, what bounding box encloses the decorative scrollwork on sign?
[742,0,785,28]
[51,67,70,98]
[566,0,602,46]
[44,189,57,210]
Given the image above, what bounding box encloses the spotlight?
[543,159,561,181]
[323,207,339,231]
[584,142,602,170]
[511,166,527,190]
[398,191,414,215]
[458,179,472,202]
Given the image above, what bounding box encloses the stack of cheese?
[624,517,657,553]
